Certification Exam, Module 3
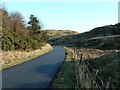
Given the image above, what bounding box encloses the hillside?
[49,23,120,50]
[46,30,79,39]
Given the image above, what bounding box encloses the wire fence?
[71,48,115,90]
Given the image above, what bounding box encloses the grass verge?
[52,47,76,88]
[1,44,53,70]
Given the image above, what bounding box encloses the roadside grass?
[89,51,120,88]
[52,47,120,88]
[52,47,76,88]
[1,44,53,70]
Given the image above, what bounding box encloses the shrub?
[2,29,47,51]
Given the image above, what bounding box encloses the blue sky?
[2,2,118,32]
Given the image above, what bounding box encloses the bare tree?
[10,11,26,33]
[0,9,2,29]
[2,9,11,30]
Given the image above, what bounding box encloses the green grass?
[89,51,120,88]
[52,47,76,88]
[52,47,120,89]
[52,60,76,88]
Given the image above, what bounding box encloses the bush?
[2,29,47,51]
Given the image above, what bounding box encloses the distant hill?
[46,30,79,39]
[49,23,120,50]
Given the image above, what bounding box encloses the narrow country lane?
[2,46,65,89]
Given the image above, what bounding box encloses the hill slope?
[46,30,79,39]
[49,23,120,50]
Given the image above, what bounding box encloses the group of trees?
[1,8,49,51]
[2,9,25,33]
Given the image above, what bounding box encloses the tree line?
[1,8,49,51]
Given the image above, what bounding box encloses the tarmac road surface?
[2,46,65,89]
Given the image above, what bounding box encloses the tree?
[41,30,49,43]
[0,9,2,29]
[10,11,26,32]
[2,9,47,51]
[2,9,26,34]
[28,15,41,35]
[2,9,12,30]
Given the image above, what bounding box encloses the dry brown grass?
[64,47,115,61]
[47,30,78,39]
[0,44,53,70]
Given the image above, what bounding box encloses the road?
[2,46,65,89]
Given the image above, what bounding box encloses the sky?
[0,1,119,33]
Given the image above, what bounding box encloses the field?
[89,51,120,88]
[52,46,120,89]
